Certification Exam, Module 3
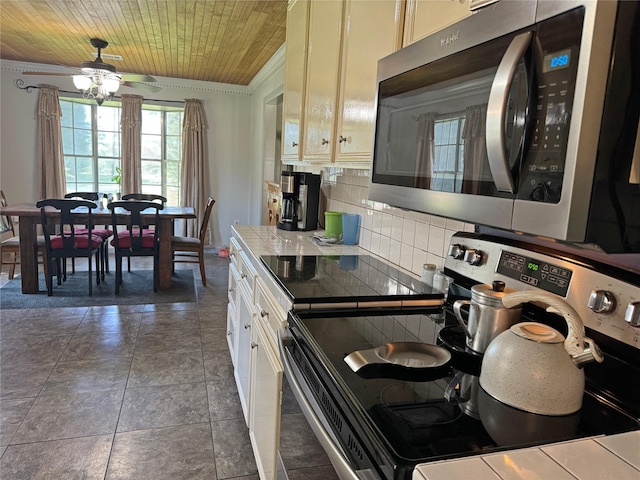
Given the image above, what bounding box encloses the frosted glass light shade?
[103,77,120,94]
[73,75,92,90]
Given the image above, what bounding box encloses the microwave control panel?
[517,7,584,204]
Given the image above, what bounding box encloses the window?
[60,99,183,203]
[432,115,465,192]
[141,109,183,205]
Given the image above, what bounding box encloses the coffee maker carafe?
[277,171,320,231]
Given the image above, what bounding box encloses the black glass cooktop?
[286,311,640,478]
[260,255,443,309]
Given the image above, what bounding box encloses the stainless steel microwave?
[369,0,640,253]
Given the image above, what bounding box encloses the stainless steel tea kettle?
[480,290,604,415]
[453,281,522,353]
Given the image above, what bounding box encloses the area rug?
[0,269,196,310]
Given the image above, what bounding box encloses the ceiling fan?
[23,38,161,104]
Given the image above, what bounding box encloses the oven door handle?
[277,329,362,480]
[486,31,532,193]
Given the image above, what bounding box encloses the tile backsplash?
[320,167,476,277]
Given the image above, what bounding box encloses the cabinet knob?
[322,138,329,145]
[241,273,247,279]
[251,342,258,349]
[260,310,269,318]
[339,135,347,143]
[227,331,232,336]
[228,287,234,293]
[292,141,298,147]
[244,323,251,329]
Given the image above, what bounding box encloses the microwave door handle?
[486,31,532,193]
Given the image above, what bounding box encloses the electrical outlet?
[234,220,240,225]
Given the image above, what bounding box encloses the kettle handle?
[453,300,473,339]
[502,291,604,365]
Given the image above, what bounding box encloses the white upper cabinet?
[302,0,344,162]
[282,0,403,167]
[334,0,404,163]
[282,0,310,162]
[403,0,472,46]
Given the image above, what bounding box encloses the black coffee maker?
[277,171,320,231]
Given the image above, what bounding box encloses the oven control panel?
[445,234,640,349]
[496,251,572,297]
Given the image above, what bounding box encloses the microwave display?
[543,49,572,73]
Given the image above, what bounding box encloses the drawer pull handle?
[251,342,258,349]
[260,310,269,318]
[339,135,347,143]
[322,138,329,145]
[292,141,298,147]
[244,323,251,329]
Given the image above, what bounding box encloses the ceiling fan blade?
[121,81,162,93]
[120,73,157,83]
[22,71,76,76]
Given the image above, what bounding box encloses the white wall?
[0,59,259,248]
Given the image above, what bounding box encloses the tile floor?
[0,253,337,480]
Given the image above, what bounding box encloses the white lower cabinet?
[234,279,255,425]
[249,315,283,480]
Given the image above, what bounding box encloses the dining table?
[0,202,196,293]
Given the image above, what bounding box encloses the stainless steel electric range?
[263,235,640,480]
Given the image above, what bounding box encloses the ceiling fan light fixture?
[73,75,92,91]
[103,77,120,95]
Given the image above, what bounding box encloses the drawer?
[255,277,287,346]
[239,251,258,297]
[229,237,242,267]
[228,262,241,306]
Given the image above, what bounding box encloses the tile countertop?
[230,225,640,480]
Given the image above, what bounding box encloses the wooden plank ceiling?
[0,0,288,86]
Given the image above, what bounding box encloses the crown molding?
[247,43,285,93]
[1,59,253,96]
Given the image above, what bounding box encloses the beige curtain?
[414,113,437,189]
[462,104,488,195]
[36,85,66,199]
[120,94,143,195]
[181,99,209,240]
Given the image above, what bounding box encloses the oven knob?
[625,302,640,327]
[587,290,616,314]
[464,249,483,266]
[448,244,466,260]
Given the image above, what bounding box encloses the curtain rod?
[14,79,186,105]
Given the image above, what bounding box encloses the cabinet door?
[335,0,403,163]
[226,302,236,363]
[234,280,255,425]
[403,0,472,46]
[302,0,344,161]
[282,0,310,162]
[249,319,283,480]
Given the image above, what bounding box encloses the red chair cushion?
[51,234,103,250]
[113,231,156,248]
[91,228,114,239]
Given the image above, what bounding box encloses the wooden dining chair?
[36,198,104,296]
[120,193,167,271]
[108,200,161,294]
[1,191,49,280]
[64,191,113,278]
[171,197,215,286]
[121,193,167,205]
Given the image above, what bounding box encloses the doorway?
[262,93,283,226]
